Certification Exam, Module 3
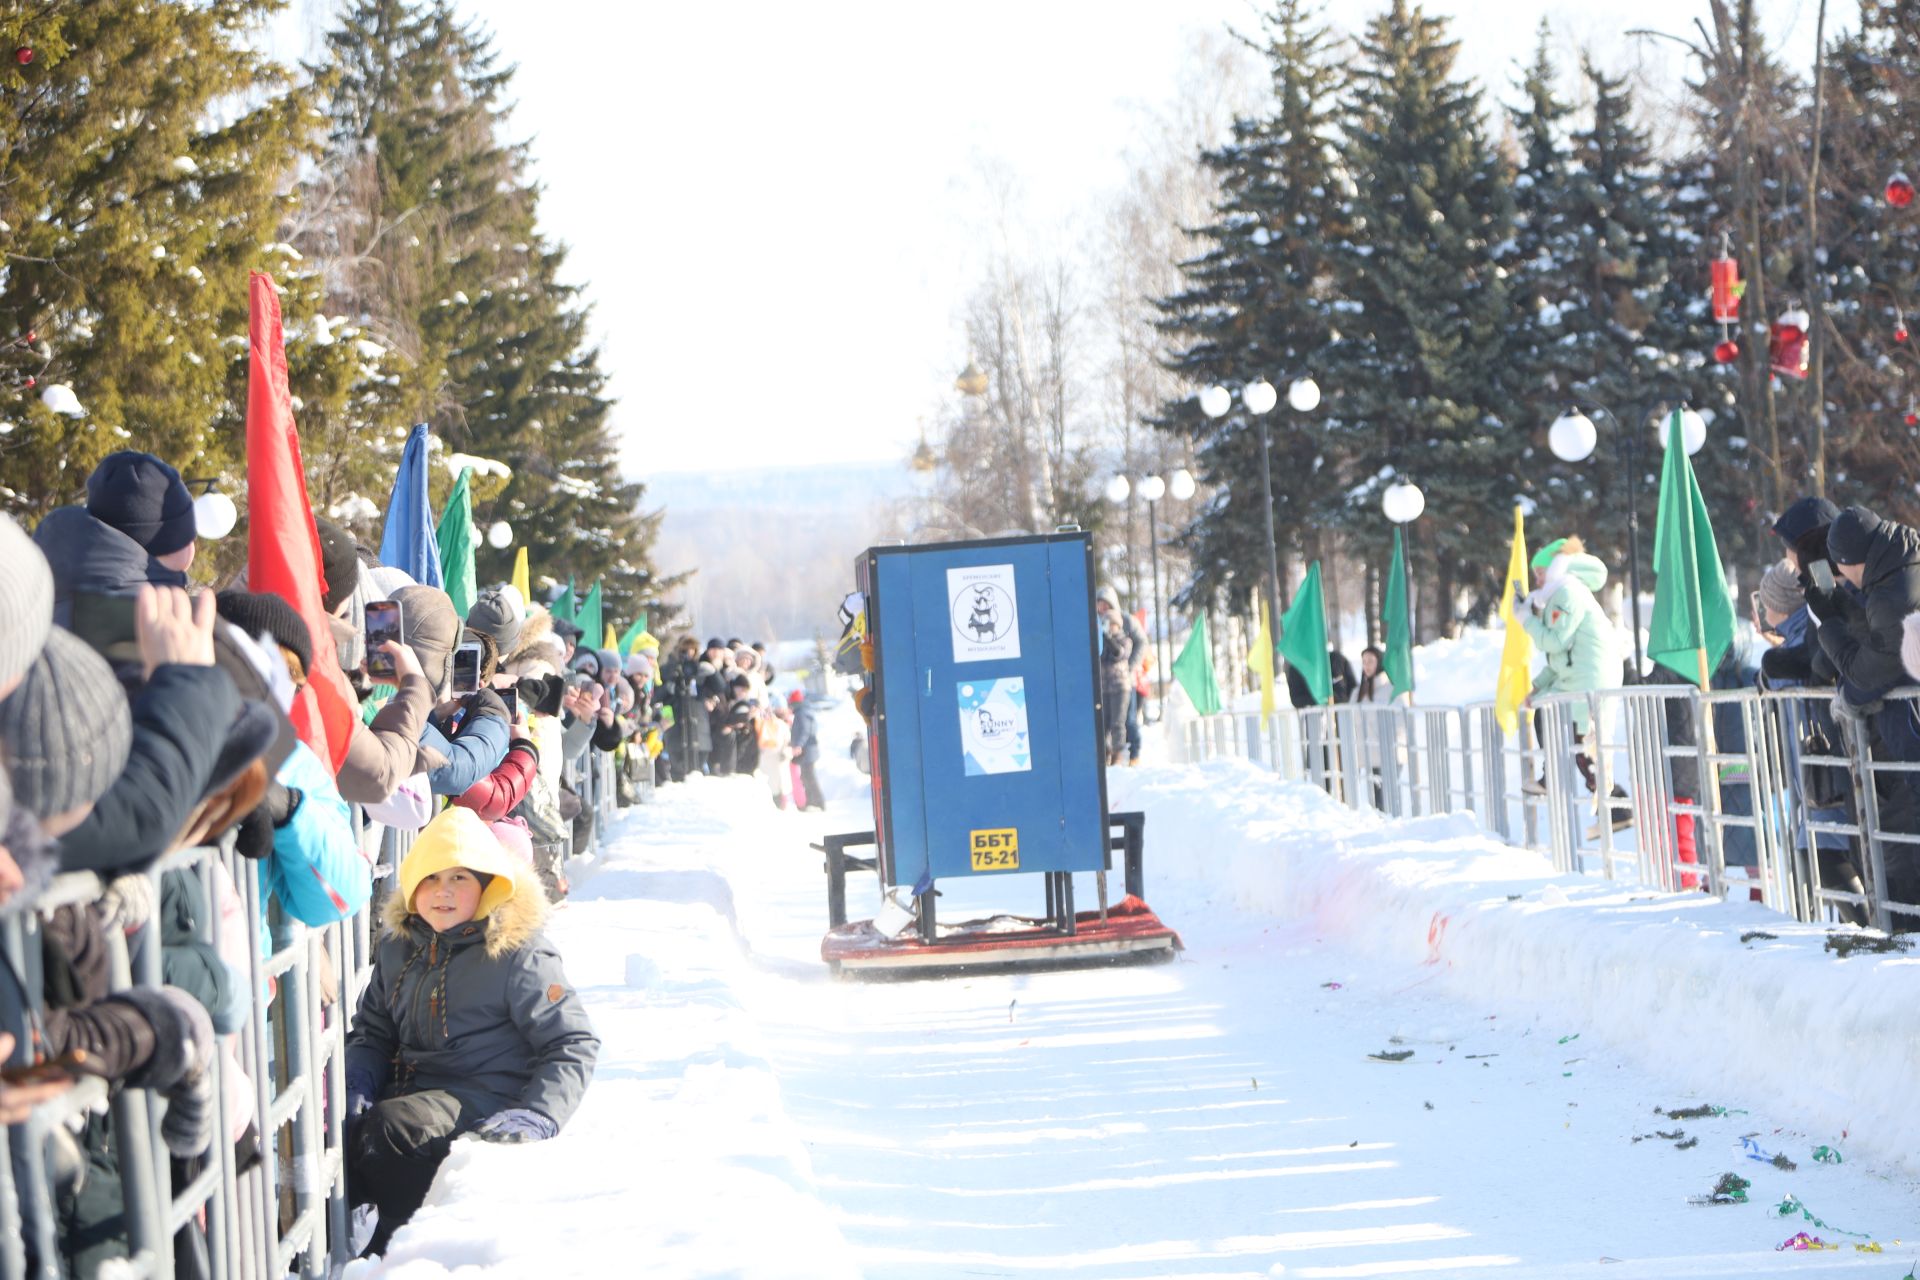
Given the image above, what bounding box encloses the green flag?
[577,580,603,645]
[1278,560,1332,706]
[619,612,650,654]
[550,575,577,626]
[1383,527,1414,698]
[1170,614,1223,715]
[433,467,476,618]
[1648,411,1735,686]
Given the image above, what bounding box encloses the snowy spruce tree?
[312,0,667,620]
[1153,0,1345,614]
[1325,0,1514,622]
[0,0,316,519]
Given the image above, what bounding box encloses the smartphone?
[499,686,519,720]
[452,641,483,694]
[1809,558,1836,592]
[365,600,403,680]
[69,593,140,666]
[1749,590,1762,618]
[1,1047,96,1084]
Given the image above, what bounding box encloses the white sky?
[284,1,1827,483]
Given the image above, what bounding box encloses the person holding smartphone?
[387,585,512,797]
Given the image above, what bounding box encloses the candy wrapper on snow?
[1776,1232,1835,1251]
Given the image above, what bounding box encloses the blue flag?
[379,423,443,589]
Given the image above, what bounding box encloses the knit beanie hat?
[0,627,132,820]
[1757,560,1805,616]
[392,584,460,691]
[215,591,314,678]
[85,451,196,556]
[1095,585,1121,610]
[0,513,53,695]
[1826,507,1883,567]
[466,587,524,656]
[1530,537,1569,571]
[314,518,360,614]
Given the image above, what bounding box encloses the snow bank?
[348,788,862,1279]
[1109,761,1920,1177]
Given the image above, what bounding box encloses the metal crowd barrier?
[1177,684,1920,933]
[0,725,633,1279]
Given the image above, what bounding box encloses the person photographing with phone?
[384,586,512,798]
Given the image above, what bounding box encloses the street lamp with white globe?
[1200,374,1321,661]
[487,520,513,550]
[1548,396,1708,677]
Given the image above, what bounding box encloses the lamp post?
[1548,398,1706,678]
[1200,375,1319,653]
[1138,473,1166,708]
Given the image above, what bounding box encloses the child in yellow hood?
[343,806,599,1256]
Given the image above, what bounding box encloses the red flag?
[246,273,354,772]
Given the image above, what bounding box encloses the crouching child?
[343,806,599,1255]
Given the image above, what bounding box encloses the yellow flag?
[604,623,618,649]
[511,546,530,604]
[1251,597,1276,719]
[1494,506,1534,737]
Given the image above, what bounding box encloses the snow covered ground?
[351,704,1920,1279]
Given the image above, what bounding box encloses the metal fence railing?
[1177,684,1920,933]
[0,735,633,1279]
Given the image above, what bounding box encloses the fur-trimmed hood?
[381,865,548,958]
[503,606,556,669]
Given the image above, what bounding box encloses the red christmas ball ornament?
[1713,340,1740,364]
[1898,326,1911,344]
[13,47,31,67]
[22,376,34,389]
[1889,172,1916,208]
[1907,411,1918,427]
[22,331,34,345]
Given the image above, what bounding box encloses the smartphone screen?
[452,642,482,694]
[365,600,402,680]
[1809,558,1836,592]
[500,686,519,719]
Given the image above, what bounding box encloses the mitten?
[109,986,215,1157]
[473,1108,557,1144]
[96,874,156,934]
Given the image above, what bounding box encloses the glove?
[96,874,156,934]
[1803,584,1845,623]
[345,1063,379,1120]
[473,1108,557,1144]
[1831,691,1883,727]
[233,807,273,860]
[262,781,303,828]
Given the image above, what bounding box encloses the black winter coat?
[59,664,240,875]
[1816,518,1920,699]
[33,507,189,627]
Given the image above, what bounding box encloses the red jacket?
[451,740,538,822]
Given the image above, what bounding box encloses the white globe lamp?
[1382,482,1426,524]
[1548,409,1598,463]
[1242,379,1278,415]
[487,520,513,549]
[1287,377,1321,413]
[1104,475,1131,505]
[193,491,238,540]
[1198,385,1232,418]
[1168,468,1196,501]
[1138,474,1166,502]
[1662,407,1707,457]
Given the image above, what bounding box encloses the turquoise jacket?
[1522,553,1614,732]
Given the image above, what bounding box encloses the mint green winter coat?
[1522,553,1614,733]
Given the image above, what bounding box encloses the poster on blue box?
[948,563,1021,663]
[958,677,1031,776]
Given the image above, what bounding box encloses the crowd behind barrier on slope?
[0,442,758,1279]
[1171,498,1920,937]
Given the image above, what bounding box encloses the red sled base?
[822,895,1183,976]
